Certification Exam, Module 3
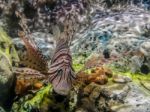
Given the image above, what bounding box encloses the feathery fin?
[18,31,48,73]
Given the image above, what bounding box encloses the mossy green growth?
[12,84,69,112]
[109,65,150,81]
[0,27,19,65]
[12,85,54,112]
[23,85,53,110]
[121,72,150,81]
[72,55,100,74]
[72,55,85,73]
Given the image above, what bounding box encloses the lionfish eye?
[57,69,63,75]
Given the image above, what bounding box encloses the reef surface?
[0,0,150,112]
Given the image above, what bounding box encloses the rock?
[71,6,150,73]
[75,108,87,112]
[0,54,15,108]
[140,64,150,74]
[73,82,122,112]
[0,106,6,112]
[130,54,145,74]
[139,41,150,56]
[140,80,150,91]
[0,27,19,109]
[74,76,150,112]
[0,27,19,65]
[110,82,150,112]
[112,75,132,83]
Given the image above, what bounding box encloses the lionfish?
[48,38,76,95]
[14,10,76,96]
[14,30,76,95]
[49,18,77,95]
[14,31,48,95]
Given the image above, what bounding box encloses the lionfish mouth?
[53,80,72,95]
[49,65,75,95]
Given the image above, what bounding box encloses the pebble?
[112,75,132,83]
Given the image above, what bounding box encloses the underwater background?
[0,0,150,112]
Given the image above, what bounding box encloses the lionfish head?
[52,77,72,95]
[49,64,75,95]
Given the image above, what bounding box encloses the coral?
[76,67,113,85]
[104,67,113,78]
[15,77,44,95]
[73,82,123,112]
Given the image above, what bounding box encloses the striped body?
[48,39,76,95]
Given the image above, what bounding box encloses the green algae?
[72,56,85,72]
[111,67,150,81]
[106,63,150,80]
[12,85,54,112]
[12,84,69,112]
[72,54,96,74]
[22,85,53,110]
[0,27,19,66]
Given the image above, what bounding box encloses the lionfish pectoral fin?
[18,31,48,72]
[13,67,46,79]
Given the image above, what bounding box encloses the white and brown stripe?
[48,38,76,95]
